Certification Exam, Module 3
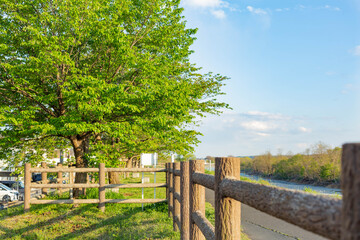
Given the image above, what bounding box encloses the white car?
[0,183,19,202]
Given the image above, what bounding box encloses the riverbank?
[204,169,341,195]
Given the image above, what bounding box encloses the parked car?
[0,181,24,201]
[0,183,19,203]
[32,174,65,184]
[32,174,42,182]
[0,180,24,191]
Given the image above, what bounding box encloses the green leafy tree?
[0,0,228,196]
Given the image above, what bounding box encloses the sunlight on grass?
[0,172,175,240]
[0,202,178,239]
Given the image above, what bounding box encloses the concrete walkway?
[205,188,328,240]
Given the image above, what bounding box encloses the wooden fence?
[24,163,167,212]
[167,143,360,240]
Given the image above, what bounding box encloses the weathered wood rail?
[166,143,360,240]
[24,163,167,212]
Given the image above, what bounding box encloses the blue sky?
[180,0,360,157]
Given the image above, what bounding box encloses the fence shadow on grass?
[52,203,171,240]
[0,205,81,239]
[0,203,25,220]
[0,203,173,240]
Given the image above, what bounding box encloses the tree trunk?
[134,157,140,168]
[109,169,121,184]
[70,135,90,198]
[125,157,133,178]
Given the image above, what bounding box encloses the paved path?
[205,189,328,240]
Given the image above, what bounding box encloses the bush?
[319,164,333,181]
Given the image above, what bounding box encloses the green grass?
[0,172,177,240]
[303,187,318,194]
[0,171,252,239]
[302,187,342,199]
[0,202,178,239]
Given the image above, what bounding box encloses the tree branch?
[1,64,57,117]
[110,11,153,80]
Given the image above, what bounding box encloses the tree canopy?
[0,0,228,176]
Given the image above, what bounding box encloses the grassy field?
[0,202,178,239]
[0,171,250,239]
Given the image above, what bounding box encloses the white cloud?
[183,0,223,8]
[353,45,360,56]
[297,5,306,10]
[195,110,351,157]
[256,132,270,137]
[240,121,276,131]
[211,9,226,19]
[223,117,235,122]
[296,143,309,149]
[182,0,229,19]
[299,127,311,133]
[275,8,290,12]
[244,111,290,120]
[323,5,341,11]
[247,6,268,15]
[295,5,341,11]
[246,6,271,29]
[193,110,350,157]
[200,110,310,138]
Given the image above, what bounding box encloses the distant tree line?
[239,142,341,183]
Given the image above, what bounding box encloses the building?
[0,149,75,181]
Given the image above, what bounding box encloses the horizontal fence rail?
[192,172,214,190]
[24,163,167,212]
[30,199,167,204]
[30,168,100,173]
[30,167,166,173]
[29,183,167,189]
[30,184,100,188]
[105,168,166,173]
[166,143,360,240]
[192,210,215,240]
[105,183,167,189]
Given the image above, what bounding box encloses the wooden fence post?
[173,162,181,231]
[168,162,173,218]
[57,163,63,195]
[99,163,105,212]
[24,163,31,212]
[69,166,74,199]
[215,157,241,240]
[190,160,205,240]
[181,161,190,240]
[166,163,170,216]
[41,162,48,195]
[341,143,360,240]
